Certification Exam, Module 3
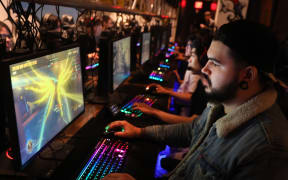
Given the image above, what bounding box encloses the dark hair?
[0,21,12,36]
[190,39,203,57]
[190,39,208,67]
[62,15,74,26]
[187,34,197,43]
[214,20,278,73]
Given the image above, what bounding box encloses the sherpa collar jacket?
[143,87,288,180]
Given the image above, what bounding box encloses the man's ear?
[239,66,258,82]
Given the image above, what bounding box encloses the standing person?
[200,11,215,32]
[199,11,215,48]
[103,20,288,180]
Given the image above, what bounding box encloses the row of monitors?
[112,32,151,91]
[0,29,170,170]
[99,29,169,94]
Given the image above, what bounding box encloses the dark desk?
[51,107,165,180]
[0,104,166,180]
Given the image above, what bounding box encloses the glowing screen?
[112,37,131,90]
[141,32,150,64]
[9,47,84,166]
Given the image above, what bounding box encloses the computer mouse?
[104,125,124,135]
[145,86,157,94]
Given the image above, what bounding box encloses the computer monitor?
[141,32,151,65]
[0,44,85,169]
[112,36,131,90]
[161,31,168,50]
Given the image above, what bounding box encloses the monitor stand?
[0,128,8,154]
[0,140,75,179]
[0,110,8,155]
[85,92,109,104]
[0,151,28,178]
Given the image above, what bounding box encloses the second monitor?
[97,35,132,101]
[112,36,131,91]
[141,32,151,65]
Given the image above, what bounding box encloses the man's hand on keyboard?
[108,121,142,138]
[148,83,168,94]
[133,102,157,116]
[102,173,135,180]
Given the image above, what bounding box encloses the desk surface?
[62,103,103,141]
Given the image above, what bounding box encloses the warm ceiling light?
[181,0,186,8]
[210,2,217,11]
[194,1,203,9]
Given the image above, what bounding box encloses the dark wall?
[246,0,288,42]
[175,0,195,45]
[271,0,288,41]
[175,0,215,46]
[246,0,273,26]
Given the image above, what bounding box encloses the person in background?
[184,35,197,57]
[92,19,103,50]
[174,35,197,61]
[199,11,215,48]
[103,20,288,180]
[144,39,207,118]
[0,21,13,53]
[102,15,114,31]
[200,11,215,32]
[85,19,97,53]
[61,14,76,43]
[40,14,62,49]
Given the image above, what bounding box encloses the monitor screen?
[9,46,84,167]
[141,32,151,64]
[112,37,131,90]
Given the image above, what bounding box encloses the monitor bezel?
[0,43,85,170]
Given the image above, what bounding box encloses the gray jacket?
[143,88,288,180]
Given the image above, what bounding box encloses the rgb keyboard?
[159,64,170,69]
[77,138,128,180]
[149,68,165,82]
[120,94,157,118]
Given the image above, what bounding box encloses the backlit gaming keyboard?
[76,138,128,180]
[120,94,157,118]
[149,68,165,82]
[159,64,170,69]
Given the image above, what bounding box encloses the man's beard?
[204,75,239,103]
